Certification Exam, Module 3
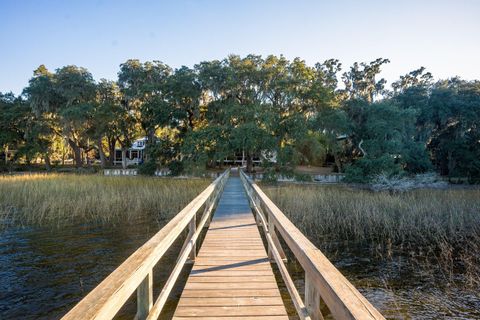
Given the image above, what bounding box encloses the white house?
[113,137,147,166]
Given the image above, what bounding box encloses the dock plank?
[173,177,288,318]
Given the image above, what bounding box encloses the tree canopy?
[1,55,479,182]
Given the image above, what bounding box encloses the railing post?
[188,214,196,262]
[267,212,287,263]
[267,215,275,262]
[136,270,153,320]
[305,272,324,320]
[203,196,212,228]
[254,196,262,227]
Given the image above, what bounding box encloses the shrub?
[138,160,157,175]
[262,167,278,183]
[168,160,184,176]
[344,155,402,183]
[294,172,312,182]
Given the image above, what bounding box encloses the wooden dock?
[173,177,288,319]
[62,169,384,320]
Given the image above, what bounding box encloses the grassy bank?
[263,184,480,286]
[0,174,210,227]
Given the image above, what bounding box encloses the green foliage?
[138,159,157,176]
[2,55,479,183]
[261,167,278,183]
[294,172,313,182]
[402,142,432,174]
[294,132,327,166]
[341,58,390,102]
[344,155,402,183]
[168,160,184,176]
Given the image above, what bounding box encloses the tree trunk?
[85,150,90,167]
[246,152,253,173]
[4,145,8,165]
[108,137,116,166]
[333,153,342,173]
[97,137,106,168]
[447,150,456,176]
[44,154,51,172]
[68,139,83,168]
[187,110,195,130]
[121,148,127,169]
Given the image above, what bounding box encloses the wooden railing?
[62,169,230,320]
[240,170,384,320]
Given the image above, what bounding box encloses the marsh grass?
[264,184,480,286]
[0,174,210,228]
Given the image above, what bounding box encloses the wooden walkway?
[62,170,384,320]
[173,177,288,319]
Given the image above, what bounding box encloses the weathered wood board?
[173,177,288,319]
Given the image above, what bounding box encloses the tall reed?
[0,174,210,227]
[264,184,480,285]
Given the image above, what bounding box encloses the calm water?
[1,219,479,319]
[273,240,480,319]
[0,216,190,319]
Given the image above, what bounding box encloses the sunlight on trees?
[1,55,479,182]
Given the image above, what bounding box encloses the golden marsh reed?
[264,184,480,286]
[0,174,210,227]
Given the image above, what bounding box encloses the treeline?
[1,55,479,182]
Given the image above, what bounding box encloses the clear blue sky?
[1,0,479,95]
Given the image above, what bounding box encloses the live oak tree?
[0,93,29,166]
[307,59,346,171]
[3,55,479,182]
[341,58,390,103]
[155,66,202,171]
[261,56,312,169]
[118,60,172,151]
[92,79,124,167]
[188,56,274,172]
[426,79,480,180]
[54,66,97,168]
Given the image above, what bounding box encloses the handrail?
[62,169,230,320]
[240,170,384,320]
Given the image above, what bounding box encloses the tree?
[392,67,433,143]
[427,79,480,180]
[307,59,347,171]
[0,93,27,167]
[118,60,172,149]
[24,65,97,168]
[221,55,275,172]
[261,56,313,169]
[7,55,480,182]
[165,66,202,133]
[191,55,276,172]
[91,79,124,167]
[22,65,61,169]
[341,58,390,102]
[54,65,97,167]
[343,100,428,182]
